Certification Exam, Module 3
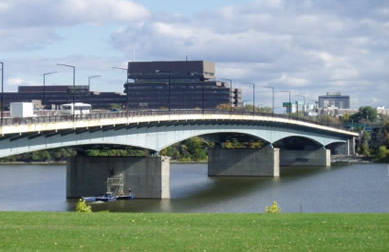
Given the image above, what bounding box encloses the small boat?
[82,174,135,202]
[82,193,134,203]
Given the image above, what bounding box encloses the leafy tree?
[376,146,389,160]
[350,106,377,123]
[358,130,371,156]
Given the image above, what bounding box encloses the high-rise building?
[318,92,350,109]
[124,60,241,109]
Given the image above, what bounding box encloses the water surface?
[0,163,388,213]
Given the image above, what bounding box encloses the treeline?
[0,137,266,163]
[0,148,76,163]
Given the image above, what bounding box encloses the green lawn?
[0,212,388,251]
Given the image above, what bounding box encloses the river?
[0,163,388,213]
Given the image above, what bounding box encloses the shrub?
[76,199,92,213]
[265,201,281,214]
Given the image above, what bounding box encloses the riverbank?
[0,212,387,251]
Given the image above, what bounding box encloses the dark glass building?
[2,85,126,110]
[124,60,241,109]
[318,92,350,109]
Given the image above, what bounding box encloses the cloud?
[110,0,388,108]
[0,0,149,28]
[0,0,150,52]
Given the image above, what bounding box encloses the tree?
[359,130,371,156]
[376,146,389,160]
[350,106,377,123]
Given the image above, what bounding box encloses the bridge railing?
[0,109,349,129]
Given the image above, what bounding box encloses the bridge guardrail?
[0,109,352,130]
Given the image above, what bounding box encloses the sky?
[0,0,388,109]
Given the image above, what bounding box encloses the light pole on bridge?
[155,70,172,112]
[263,85,275,116]
[221,78,233,112]
[87,75,101,104]
[113,66,129,113]
[42,71,57,108]
[0,61,3,128]
[57,63,76,120]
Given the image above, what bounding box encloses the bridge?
[0,110,358,199]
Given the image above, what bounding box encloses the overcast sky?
[0,0,388,109]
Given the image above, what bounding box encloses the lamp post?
[263,85,275,115]
[42,71,57,108]
[244,83,256,115]
[188,72,207,113]
[221,78,233,112]
[296,94,306,117]
[0,62,3,128]
[155,70,172,112]
[57,63,75,120]
[279,90,291,116]
[87,75,101,104]
[113,67,129,113]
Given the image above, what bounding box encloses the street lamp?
[279,90,291,116]
[155,70,172,112]
[263,85,275,115]
[87,75,101,104]
[188,72,207,113]
[113,67,129,113]
[244,83,256,115]
[221,78,233,111]
[0,62,3,127]
[57,63,75,119]
[42,71,57,108]
[295,94,306,117]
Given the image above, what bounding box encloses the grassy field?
[0,212,388,251]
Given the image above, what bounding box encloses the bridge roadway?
[0,109,357,157]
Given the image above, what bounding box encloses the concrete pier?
[208,147,280,177]
[66,155,170,199]
[279,148,330,167]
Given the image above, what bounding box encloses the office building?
[124,60,241,109]
[2,85,126,110]
[318,92,350,109]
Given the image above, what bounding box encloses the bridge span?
[0,110,358,199]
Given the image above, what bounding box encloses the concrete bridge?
[0,110,358,199]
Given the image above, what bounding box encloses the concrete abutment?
[66,155,170,199]
[279,148,331,167]
[208,147,280,177]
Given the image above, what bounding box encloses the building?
[124,60,241,109]
[2,85,126,110]
[318,92,350,109]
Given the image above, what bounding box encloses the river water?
[0,163,388,213]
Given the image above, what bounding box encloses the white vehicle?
[60,103,91,115]
[10,102,35,118]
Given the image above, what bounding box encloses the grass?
[0,212,388,251]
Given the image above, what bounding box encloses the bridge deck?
[0,110,358,138]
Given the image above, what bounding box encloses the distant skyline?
[0,0,388,109]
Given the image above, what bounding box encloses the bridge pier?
[279,148,330,167]
[208,146,280,177]
[66,155,170,199]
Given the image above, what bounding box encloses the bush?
[76,199,92,213]
[376,146,389,160]
[265,201,281,214]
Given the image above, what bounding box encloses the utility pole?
[264,86,275,115]
[43,71,57,108]
[57,64,76,120]
[87,75,101,104]
[0,62,3,128]
[113,67,129,113]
